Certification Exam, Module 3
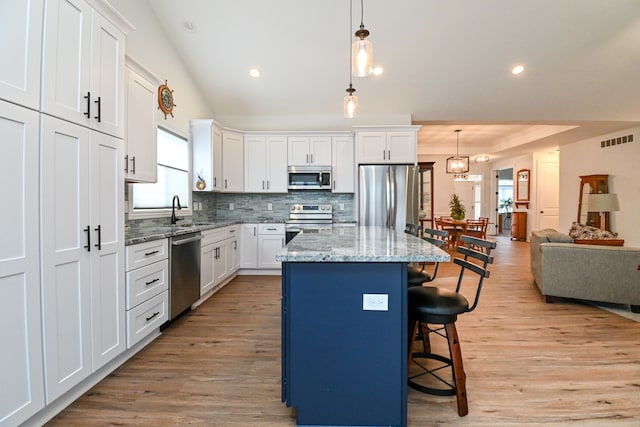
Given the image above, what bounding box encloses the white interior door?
[537,160,560,231]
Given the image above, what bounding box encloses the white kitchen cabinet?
[0,100,45,425]
[331,135,355,193]
[356,129,418,164]
[192,119,223,192]
[125,239,169,348]
[40,115,125,403]
[200,225,240,295]
[240,224,259,268]
[222,131,244,192]
[288,135,332,166]
[41,0,131,138]
[0,0,43,110]
[244,135,288,192]
[124,57,161,182]
[258,224,285,269]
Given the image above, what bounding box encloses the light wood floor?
[47,236,640,426]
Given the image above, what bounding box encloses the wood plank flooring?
[47,236,640,426]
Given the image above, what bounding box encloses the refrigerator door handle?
[388,168,397,229]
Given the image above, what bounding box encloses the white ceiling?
[147,0,640,159]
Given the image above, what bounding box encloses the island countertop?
[276,225,450,263]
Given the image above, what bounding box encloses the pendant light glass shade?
[446,129,470,174]
[352,38,373,77]
[344,85,358,118]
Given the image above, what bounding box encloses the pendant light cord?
[360,0,365,28]
[349,0,353,87]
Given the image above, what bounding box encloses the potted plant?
[499,197,513,229]
[449,194,466,220]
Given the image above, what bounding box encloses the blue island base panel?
[284,262,407,427]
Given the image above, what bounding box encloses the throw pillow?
[568,221,618,240]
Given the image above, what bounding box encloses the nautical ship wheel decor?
[158,80,176,119]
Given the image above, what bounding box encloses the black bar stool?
[407,228,449,287]
[407,235,496,416]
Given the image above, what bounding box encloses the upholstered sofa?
[530,229,640,312]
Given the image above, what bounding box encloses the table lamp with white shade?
[586,193,620,231]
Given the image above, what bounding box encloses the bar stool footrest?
[408,351,456,397]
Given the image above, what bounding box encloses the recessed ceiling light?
[248,67,262,79]
[183,20,197,33]
[511,65,525,75]
[372,66,384,76]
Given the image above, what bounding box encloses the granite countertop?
[125,220,243,245]
[276,226,450,263]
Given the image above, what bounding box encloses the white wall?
[560,127,640,247]
[109,0,213,136]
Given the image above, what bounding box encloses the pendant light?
[344,0,358,118]
[352,0,373,77]
[446,130,470,174]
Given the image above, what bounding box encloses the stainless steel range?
[285,204,333,243]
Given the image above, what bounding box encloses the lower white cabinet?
[125,239,169,348]
[0,100,45,425]
[40,115,125,403]
[201,225,240,295]
[241,223,285,270]
[258,224,285,269]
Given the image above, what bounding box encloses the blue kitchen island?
[277,226,450,427]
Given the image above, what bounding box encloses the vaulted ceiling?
[147,0,640,159]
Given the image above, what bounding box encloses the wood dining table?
[439,218,468,247]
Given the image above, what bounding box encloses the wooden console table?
[574,239,624,246]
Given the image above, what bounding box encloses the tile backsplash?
[126,187,355,228]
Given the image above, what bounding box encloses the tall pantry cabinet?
[0,0,132,424]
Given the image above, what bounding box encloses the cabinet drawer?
[126,291,168,348]
[126,259,169,310]
[258,223,285,235]
[202,225,239,246]
[126,239,168,270]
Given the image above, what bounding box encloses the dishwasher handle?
[171,235,202,246]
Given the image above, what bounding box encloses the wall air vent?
[600,134,634,148]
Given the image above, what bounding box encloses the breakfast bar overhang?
[277,226,450,427]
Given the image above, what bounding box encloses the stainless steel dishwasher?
[169,232,202,320]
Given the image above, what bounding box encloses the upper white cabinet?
[40,115,125,403]
[244,135,288,193]
[0,0,44,110]
[222,130,244,192]
[355,127,419,164]
[288,135,332,166]
[192,119,222,192]
[0,100,45,425]
[331,135,354,193]
[41,0,132,138]
[124,56,161,182]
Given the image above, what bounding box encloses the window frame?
[127,125,193,220]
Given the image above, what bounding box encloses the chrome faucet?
[171,195,182,224]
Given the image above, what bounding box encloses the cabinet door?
[192,119,215,191]
[332,136,354,193]
[89,132,125,370]
[214,243,229,283]
[0,0,43,109]
[309,136,332,165]
[258,235,284,269]
[387,131,416,163]
[244,135,267,192]
[240,224,258,268]
[41,0,92,127]
[200,244,215,295]
[222,131,244,192]
[231,238,240,273]
[357,132,386,163]
[124,66,157,182]
[0,101,45,425]
[212,125,223,191]
[40,115,92,403]
[90,11,125,138]
[287,136,310,166]
[266,136,288,192]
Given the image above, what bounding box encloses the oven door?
[285,227,301,244]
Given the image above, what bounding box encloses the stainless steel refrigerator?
[358,164,419,231]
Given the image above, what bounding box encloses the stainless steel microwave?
[288,166,332,190]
